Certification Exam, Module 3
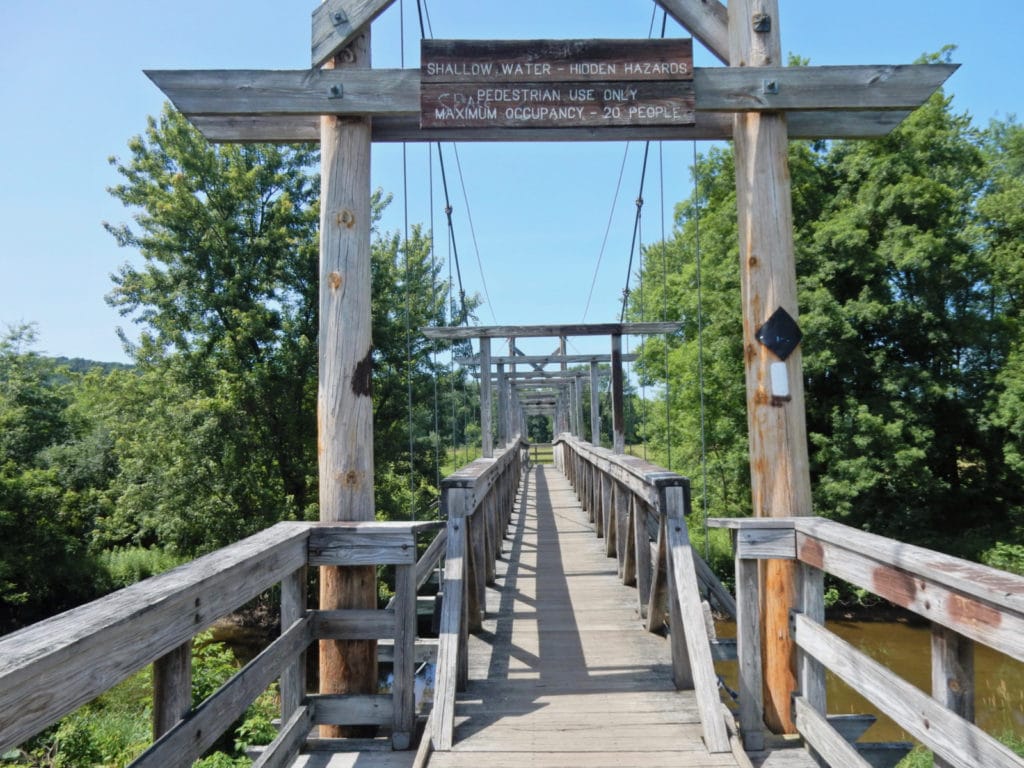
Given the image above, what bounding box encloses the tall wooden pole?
[611,334,625,454]
[318,31,377,736]
[729,0,812,734]
[589,360,601,446]
[480,337,493,458]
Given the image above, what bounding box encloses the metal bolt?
[328,83,343,99]
[752,12,771,33]
[762,79,779,95]
[331,10,348,26]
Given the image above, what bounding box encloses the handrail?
[0,519,448,766]
[432,437,527,750]
[710,515,1024,767]
[554,433,732,753]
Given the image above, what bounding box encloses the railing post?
[480,337,493,459]
[152,642,192,740]
[932,626,975,768]
[633,500,652,615]
[434,502,468,751]
[795,561,825,762]
[589,360,601,446]
[280,566,307,722]
[737,552,765,751]
[392,561,416,750]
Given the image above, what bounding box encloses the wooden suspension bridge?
[3,2,1024,768]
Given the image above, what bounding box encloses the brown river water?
[715,618,1024,744]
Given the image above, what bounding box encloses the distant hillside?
[50,357,134,374]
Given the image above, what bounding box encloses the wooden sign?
[421,39,695,129]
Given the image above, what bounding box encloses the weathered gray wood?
[735,527,796,559]
[480,337,493,459]
[280,566,307,722]
[434,514,467,750]
[146,69,417,117]
[149,65,951,118]
[798,563,827,720]
[376,637,438,664]
[133,615,314,768]
[794,524,1024,662]
[312,0,394,67]
[309,524,418,566]
[422,322,680,340]
[589,360,602,446]
[611,334,625,454]
[634,500,653,617]
[665,485,731,753]
[152,642,191,740]
[392,564,415,749]
[693,551,737,619]
[317,30,377,729]
[795,517,1024,630]
[0,521,309,754]
[694,64,956,112]
[251,703,314,768]
[932,625,975,768]
[793,696,872,768]
[315,609,396,640]
[646,519,669,633]
[186,108,915,143]
[414,527,448,591]
[656,0,729,65]
[311,694,395,726]
[457,353,636,365]
[736,556,764,752]
[794,613,1023,768]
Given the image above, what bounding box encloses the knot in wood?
[336,209,356,229]
[328,271,343,291]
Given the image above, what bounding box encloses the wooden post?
[611,334,625,454]
[729,0,812,733]
[318,31,377,736]
[589,360,601,446]
[931,625,974,768]
[153,642,191,740]
[281,566,307,721]
[480,337,493,458]
[574,373,584,440]
[497,362,508,446]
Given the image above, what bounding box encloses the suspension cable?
[693,140,710,560]
[582,144,632,322]
[620,142,651,321]
[452,145,498,323]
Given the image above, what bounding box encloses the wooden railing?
[709,516,1024,768]
[554,433,732,754]
[429,437,528,752]
[0,518,445,767]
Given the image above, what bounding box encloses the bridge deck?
[292,464,815,768]
[429,465,738,768]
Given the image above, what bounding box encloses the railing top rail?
[440,438,526,498]
[557,436,692,495]
[710,516,1024,613]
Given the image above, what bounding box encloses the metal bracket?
[752,13,772,33]
[762,79,779,95]
[328,83,344,99]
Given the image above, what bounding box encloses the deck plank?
[429,466,742,767]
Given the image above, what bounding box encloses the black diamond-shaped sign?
[755,307,803,361]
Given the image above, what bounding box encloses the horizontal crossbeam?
[147,64,955,143]
[456,354,636,365]
[421,322,680,340]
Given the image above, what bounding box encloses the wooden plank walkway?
[289,464,817,767]
[427,465,739,768]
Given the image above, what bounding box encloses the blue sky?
[1,0,1020,363]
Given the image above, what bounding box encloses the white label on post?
[770,361,790,398]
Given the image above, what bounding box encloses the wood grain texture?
[793,696,872,768]
[312,0,394,67]
[391,564,416,749]
[152,643,191,739]
[309,524,417,566]
[0,521,309,754]
[133,616,314,768]
[932,625,975,768]
[312,694,395,726]
[280,567,307,723]
[656,0,729,64]
[317,31,377,733]
[433,515,467,750]
[251,703,314,768]
[794,614,1022,768]
[479,337,493,458]
[188,108,914,143]
[736,556,764,752]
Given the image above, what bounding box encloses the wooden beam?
[148,64,953,117]
[455,353,636,365]
[317,32,377,739]
[421,322,680,340]
[188,109,912,143]
[611,334,625,454]
[312,0,397,68]
[656,0,730,65]
[729,0,810,735]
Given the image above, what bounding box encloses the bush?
[98,547,186,590]
[981,542,1024,576]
